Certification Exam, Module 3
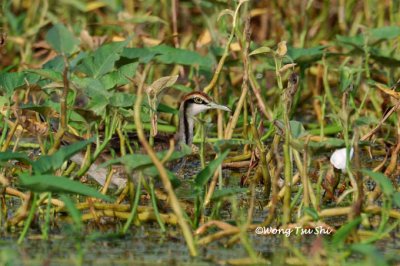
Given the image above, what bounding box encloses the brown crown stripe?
[181,91,213,103]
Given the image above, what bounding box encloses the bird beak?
[207,102,231,112]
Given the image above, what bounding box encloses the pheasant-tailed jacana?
[79,91,231,187]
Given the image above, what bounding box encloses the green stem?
[42,192,52,240]
[149,178,166,232]
[18,193,38,244]
[122,174,142,234]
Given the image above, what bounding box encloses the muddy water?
[1,158,399,265]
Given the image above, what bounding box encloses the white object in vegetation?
[330,147,354,172]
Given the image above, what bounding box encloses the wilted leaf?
[217,9,234,21]
[148,75,179,97]
[127,15,167,24]
[249,46,272,56]
[374,83,400,99]
[276,41,287,57]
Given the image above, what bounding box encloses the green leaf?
[332,217,361,247]
[127,15,167,24]
[286,45,325,65]
[369,26,400,41]
[153,45,213,67]
[43,55,65,71]
[18,173,112,201]
[361,169,394,196]
[336,27,400,66]
[142,168,181,188]
[393,192,400,208]
[25,69,63,82]
[86,94,109,115]
[304,207,319,221]
[157,103,178,114]
[213,139,254,153]
[109,93,135,107]
[339,66,353,92]
[172,84,192,92]
[211,188,247,200]
[77,41,128,78]
[0,72,26,96]
[354,116,379,126]
[32,139,93,174]
[337,26,400,48]
[350,244,388,266]
[299,138,347,151]
[100,62,138,90]
[73,77,111,97]
[45,24,79,54]
[289,120,307,138]
[19,103,56,117]
[0,71,40,97]
[0,152,32,165]
[60,194,83,231]
[122,45,213,67]
[101,145,192,171]
[194,149,230,188]
[122,47,160,63]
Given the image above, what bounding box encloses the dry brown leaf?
[196,29,211,48]
[0,32,7,47]
[375,83,400,99]
[230,42,241,52]
[86,1,107,11]
[141,36,162,46]
[276,41,287,57]
[250,8,268,17]
[279,63,297,73]
[80,29,94,50]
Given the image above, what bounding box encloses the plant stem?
[122,174,142,234]
[133,64,198,256]
[18,193,38,244]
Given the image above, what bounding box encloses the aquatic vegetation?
[0,0,399,265]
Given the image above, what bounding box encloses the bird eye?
[194,97,203,104]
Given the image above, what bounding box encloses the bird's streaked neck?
[179,100,195,146]
[177,92,231,146]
